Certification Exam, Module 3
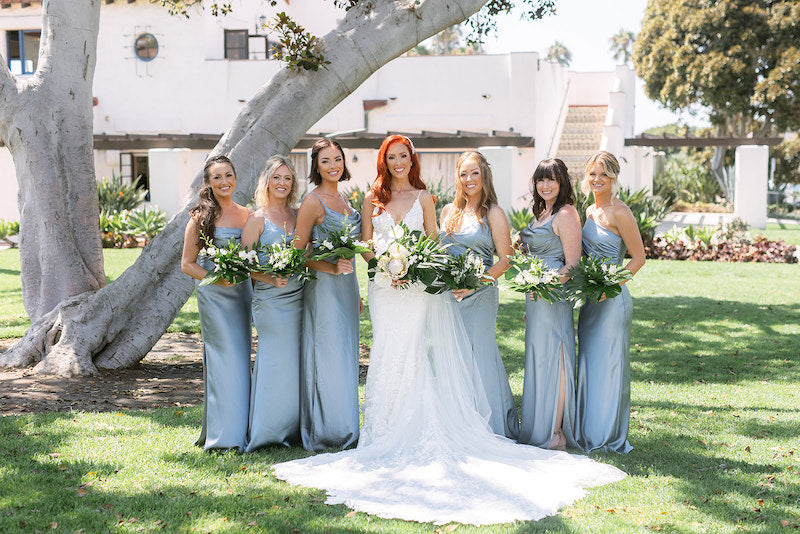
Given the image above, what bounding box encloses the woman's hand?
[333,258,354,275]
[452,288,474,301]
[215,278,233,288]
[269,275,289,288]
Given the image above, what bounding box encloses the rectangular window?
[224,29,248,60]
[6,29,40,75]
[120,152,150,202]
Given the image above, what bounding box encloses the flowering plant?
[257,238,310,279]
[307,222,371,261]
[502,250,563,303]
[369,222,453,294]
[564,255,632,307]
[199,237,260,287]
[439,251,492,291]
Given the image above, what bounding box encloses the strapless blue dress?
[574,217,633,454]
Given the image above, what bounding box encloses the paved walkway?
[656,212,800,234]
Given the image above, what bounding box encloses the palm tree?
[545,41,572,67]
[609,29,636,65]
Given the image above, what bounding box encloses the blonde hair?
[581,150,620,195]
[254,155,299,209]
[444,151,498,235]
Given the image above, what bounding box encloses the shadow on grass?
[609,429,799,532]
[631,296,799,385]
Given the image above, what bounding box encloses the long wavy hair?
[444,151,498,235]
[580,150,620,195]
[189,155,235,247]
[530,158,575,219]
[308,138,351,185]
[254,155,299,209]
[370,135,425,214]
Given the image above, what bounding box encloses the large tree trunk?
[0,0,105,323]
[1,0,490,376]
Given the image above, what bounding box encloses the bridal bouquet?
[369,222,453,294]
[307,222,371,261]
[199,238,261,286]
[257,238,310,280]
[564,255,632,307]
[502,250,563,303]
[439,250,492,291]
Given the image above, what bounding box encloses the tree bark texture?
[0,0,105,323]
[1,0,490,376]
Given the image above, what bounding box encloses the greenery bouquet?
[564,255,632,307]
[199,238,261,286]
[307,222,371,261]
[502,250,563,303]
[369,222,453,294]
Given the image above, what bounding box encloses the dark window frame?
[6,29,40,75]
[224,29,248,60]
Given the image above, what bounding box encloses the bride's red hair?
[370,135,425,214]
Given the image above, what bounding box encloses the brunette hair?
[530,158,575,219]
[581,150,620,195]
[444,151,498,235]
[254,155,299,209]
[308,138,351,185]
[370,135,425,214]
[189,155,235,247]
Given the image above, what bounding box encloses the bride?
[272,136,626,525]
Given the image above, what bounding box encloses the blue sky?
[481,0,708,133]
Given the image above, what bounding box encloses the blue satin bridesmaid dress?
[300,193,361,451]
[518,217,577,449]
[195,227,253,451]
[574,217,633,454]
[440,217,519,439]
[245,220,303,450]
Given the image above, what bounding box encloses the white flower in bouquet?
[390,224,405,240]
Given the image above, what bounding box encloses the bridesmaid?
[241,155,303,450]
[574,151,645,454]
[519,158,582,450]
[181,155,252,451]
[439,150,519,439]
[294,138,362,451]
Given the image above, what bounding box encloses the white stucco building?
[0,0,651,221]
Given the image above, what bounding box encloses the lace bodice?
[372,195,424,239]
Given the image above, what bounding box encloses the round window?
[134,33,158,61]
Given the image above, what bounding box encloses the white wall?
[734,145,769,229]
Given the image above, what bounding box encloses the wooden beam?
[625,137,782,147]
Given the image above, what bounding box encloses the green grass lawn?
[758,221,800,245]
[1,251,798,532]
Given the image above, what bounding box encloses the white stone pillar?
[733,145,769,229]
[480,146,538,212]
[148,148,194,219]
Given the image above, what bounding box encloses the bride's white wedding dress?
[272,197,625,525]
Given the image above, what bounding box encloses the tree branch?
[0,54,19,131]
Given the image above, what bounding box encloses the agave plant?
[127,206,166,239]
[97,173,148,213]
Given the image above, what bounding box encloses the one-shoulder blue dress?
[300,193,362,451]
[574,217,633,454]
[518,217,577,449]
[246,219,303,450]
[195,227,253,451]
[440,217,519,439]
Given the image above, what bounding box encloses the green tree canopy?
[633,0,800,136]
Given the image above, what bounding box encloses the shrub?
[617,187,675,249]
[0,219,20,247]
[97,174,148,213]
[654,158,722,204]
[127,206,166,239]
